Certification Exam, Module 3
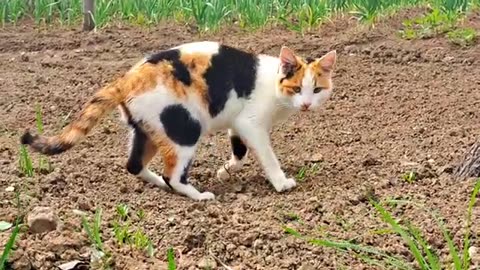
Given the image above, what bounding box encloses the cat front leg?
[217,129,249,180]
[232,120,296,192]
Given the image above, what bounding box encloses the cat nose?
[301,102,312,110]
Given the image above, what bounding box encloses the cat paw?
[272,178,297,192]
[195,192,216,201]
[216,167,231,180]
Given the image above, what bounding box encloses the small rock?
[469,246,480,264]
[233,183,244,193]
[226,243,236,252]
[253,239,263,249]
[20,52,29,62]
[197,257,217,269]
[5,186,14,192]
[306,153,323,162]
[72,209,87,216]
[27,206,57,234]
[58,260,88,270]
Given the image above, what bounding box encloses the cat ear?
[318,50,337,72]
[279,46,297,74]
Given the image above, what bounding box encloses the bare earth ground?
[1,9,480,270]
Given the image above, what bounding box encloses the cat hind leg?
[126,126,168,188]
[217,129,249,180]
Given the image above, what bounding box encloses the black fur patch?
[20,131,34,145]
[45,143,72,155]
[279,63,298,83]
[126,124,148,175]
[230,135,247,160]
[180,160,192,185]
[146,49,192,86]
[160,105,201,146]
[20,131,72,155]
[162,175,173,190]
[203,45,258,117]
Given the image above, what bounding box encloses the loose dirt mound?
[1,11,479,270]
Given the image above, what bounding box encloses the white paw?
[216,167,231,180]
[273,178,297,192]
[196,192,216,201]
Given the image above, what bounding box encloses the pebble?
[197,257,217,269]
[27,206,58,234]
[5,186,14,192]
[469,246,480,264]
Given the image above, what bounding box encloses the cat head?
[276,47,337,111]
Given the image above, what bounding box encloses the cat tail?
[20,77,128,155]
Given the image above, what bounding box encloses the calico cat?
[20,41,337,201]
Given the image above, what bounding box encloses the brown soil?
[1,9,480,270]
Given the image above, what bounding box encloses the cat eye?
[292,87,301,93]
[313,87,323,94]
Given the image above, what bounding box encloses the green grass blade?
[167,247,176,270]
[81,215,93,242]
[406,223,441,269]
[0,221,21,270]
[388,199,462,270]
[93,208,103,251]
[284,226,412,270]
[462,180,480,269]
[19,145,34,177]
[370,200,429,270]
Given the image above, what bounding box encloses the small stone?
[306,153,323,162]
[233,183,244,193]
[20,52,29,62]
[5,186,14,192]
[197,257,217,269]
[253,239,263,249]
[226,243,236,252]
[58,260,88,270]
[27,206,57,234]
[72,209,87,216]
[469,246,480,264]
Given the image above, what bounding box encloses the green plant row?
[0,0,477,31]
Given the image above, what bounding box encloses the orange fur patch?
[278,57,307,96]
[179,53,212,108]
[311,60,333,89]
[142,124,178,178]
[278,56,334,94]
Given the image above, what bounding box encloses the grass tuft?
[285,179,480,270]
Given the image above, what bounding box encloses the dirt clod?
[27,206,58,234]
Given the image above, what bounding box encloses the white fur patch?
[175,41,220,55]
